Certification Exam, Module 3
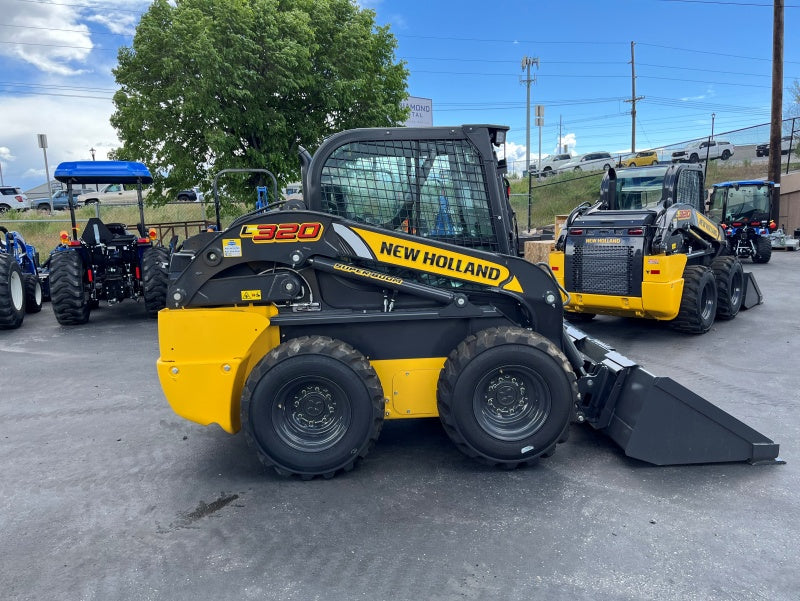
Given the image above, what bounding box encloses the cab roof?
[713,180,773,188]
[54,160,153,185]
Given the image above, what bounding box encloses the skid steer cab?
[157,125,780,479]
[550,164,762,334]
[49,161,170,325]
[707,180,776,263]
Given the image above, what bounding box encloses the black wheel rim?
[700,281,715,322]
[730,269,743,308]
[472,366,552,441]
[271,376,352,452]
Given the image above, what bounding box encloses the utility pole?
[624,41,644,153]
[768,0,784,224]
[559,115,563,153]
[37,134,53,213]
[521,56,539,176]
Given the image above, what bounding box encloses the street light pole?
[90,147,99,192]
[37,134,53,213]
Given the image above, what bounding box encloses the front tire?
[437,327,575,468]
[689,153,699,163]
[24,274,43,313]
[241,336,385,479]
[671,265,717,334]
[0,254,25,329]
[712,256,743,320]
[142,246,169,316]
[753,237,772,263]
[49,250,90,325]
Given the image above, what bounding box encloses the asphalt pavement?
[2,251,799,601]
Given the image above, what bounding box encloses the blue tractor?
[0,226,44,329]
[707,180,775,264]
[48,161,170,325]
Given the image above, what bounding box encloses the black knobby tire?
[49,250,90,325]
[712,255,744,320]
[436,326,576,468]
[0,254,25,329]
[753,236,772,264]
[670,265,717,334]
[24,274,43,314]
[142,246,170,316]
[565,311,595,323]
[241,336,385,479]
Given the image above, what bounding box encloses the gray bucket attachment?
[565,324,781,465]
[741,271,763,310]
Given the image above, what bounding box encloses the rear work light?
[628,228,643,235]
[569,228,583,235]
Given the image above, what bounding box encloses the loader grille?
[572,244,635,295]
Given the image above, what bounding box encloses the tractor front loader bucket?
[565,324,781,466]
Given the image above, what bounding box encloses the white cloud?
[559,133,577,154]
[0,94,119,191]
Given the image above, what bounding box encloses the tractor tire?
[142,246,170,317]
[753,237,772,263]
[670,265,717,334]
[437,326,575,468]
[49,250,90,325]
[712,256,744,320]
[24,274,43,313]
[565,311,595,323]
[241,336,385,479]
[0,254,25,329]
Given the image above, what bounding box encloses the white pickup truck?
[76,183,150,206]
[671,140,734,163]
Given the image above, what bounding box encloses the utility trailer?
[156,125,780,478]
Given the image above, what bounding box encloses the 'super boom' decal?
[240,222,323,243]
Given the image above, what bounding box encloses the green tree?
[111,0,408,202]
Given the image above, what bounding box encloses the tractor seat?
[81,218,137,246]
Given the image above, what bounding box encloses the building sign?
[401,96,433,127]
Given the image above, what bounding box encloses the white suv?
[77,183,149,206]
[529,153,573,176]
[556,152,616,173]
[672,140,734,163]
[0,187,30,211]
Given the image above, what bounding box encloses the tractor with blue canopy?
[48,160,169,324]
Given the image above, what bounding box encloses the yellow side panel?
[549,251,566,290]
[156,305,280,433]
[561,253,688,320]
[371,358,446,419]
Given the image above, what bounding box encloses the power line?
[0,23,131,37]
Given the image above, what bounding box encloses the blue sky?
[1,0,799,192]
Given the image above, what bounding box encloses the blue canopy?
[713,180,773,188]
[54,160,153,185]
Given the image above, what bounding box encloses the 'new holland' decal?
[350,227,523,292]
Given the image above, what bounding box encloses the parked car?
[76,183,150,206]
[623,150,659,167]
[556,151,616,173]
[671,140,734,163]
[33,189,81,211]
[0,187,30,212]
[756,136,795,157]
[177,186,203,202]
[529,153,573,176]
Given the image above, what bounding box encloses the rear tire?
[753,237,772,263]
[0,254,25,329]
[24,274,43,313]
[689,153,699,163]
[142,246,170,316]
[721,150,731,160]
[241,336,385,479]
[671,265,717,334]
[437,327,576,468]
[712,256,743,320]
[50,250,90,325]
[565,311,596,323]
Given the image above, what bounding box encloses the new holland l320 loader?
[156,125,780,478]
